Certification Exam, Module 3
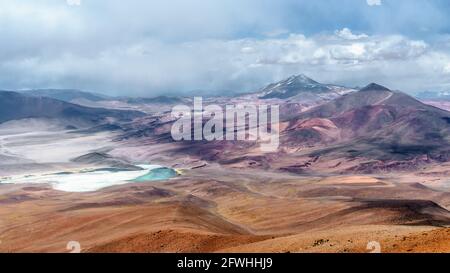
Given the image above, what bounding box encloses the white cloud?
[0,2,449,95]
[443,63,450,74]
[67,0,81,6]
[250,32,427,66]
[1,28,441,95]
[241,47,256,54]
[335,28,368,40]
[367,0,382,6]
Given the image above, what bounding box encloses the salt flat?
[0,165,167,192]
[0,119,119,176]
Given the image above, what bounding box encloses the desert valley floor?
[0,129,449,253]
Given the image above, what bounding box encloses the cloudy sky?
[1,0,450,96]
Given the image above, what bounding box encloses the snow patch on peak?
[258,74,354,100]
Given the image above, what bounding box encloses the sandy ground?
[0,165,449,253]
[0,125,449,253]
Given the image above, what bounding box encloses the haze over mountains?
[1,74,450,173]
[415,90,450,113]
[416,90,450,101]
[22,89,111,102]
[18,74,355,104]
[0,90,144,127]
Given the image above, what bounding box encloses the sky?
[1,0,450,96]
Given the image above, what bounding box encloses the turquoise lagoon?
[0,164,178,192]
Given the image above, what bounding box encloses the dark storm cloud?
[1,0,450,96]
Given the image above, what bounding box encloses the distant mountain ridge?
[15,75,355,105]
[20,89,185,106]
[283,83,450,165]
[123,96,185,105]
[258,74,354,100]
[415,90,450,101]
[0,90,144,127]
[10,80,450,173]
[21,89,111,102]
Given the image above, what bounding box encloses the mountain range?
[257,74,354,100]
[1,75,450,173]
[0,90,144,127]
[283,83,450,169]
[415,90,450,101]
[21,89,111,102]
[20,89,185,106]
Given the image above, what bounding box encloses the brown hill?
[283,84,450,165]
